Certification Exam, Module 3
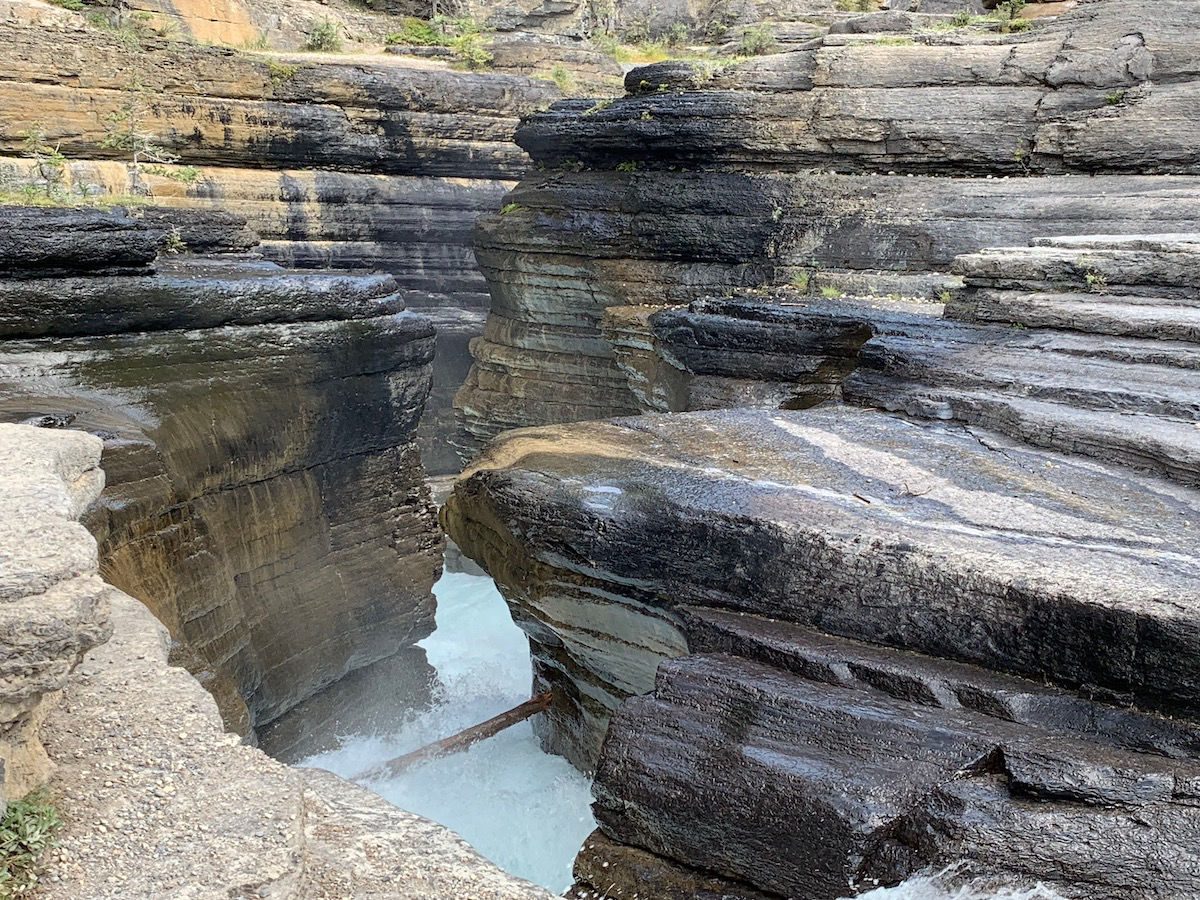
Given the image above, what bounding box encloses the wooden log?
[358,691,554,779]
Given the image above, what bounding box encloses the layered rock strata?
[0,18,560,472]
[2,421,548,898]
[445,405,1200,897]
[456,0,1200,459]
[0,426,111,802]
[0,206,441,737]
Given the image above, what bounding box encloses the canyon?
[3,0,1200,897]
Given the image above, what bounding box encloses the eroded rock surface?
[0,422,546,897]
[0,18,565,472]
[456,0,1200,460]
[0,207,442,737]
[0,425,111,800]
[445,405,1200,896]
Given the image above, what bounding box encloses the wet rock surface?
[445,402,1200,896]
[0,207,442,736]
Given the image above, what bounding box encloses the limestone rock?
[0,207,163,276]
[0,424,111,800]
[40,577,551,898]
[444,406,1200,766]
[458,169,1200,459]
[0,206,442,736]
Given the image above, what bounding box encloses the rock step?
[845,377,1200,488]
[949,289,1200,342]
[680,606,1200,759]
[858,330,1200,421]
[0,206,164,276]
[954,242,1200,302]
[593,651,1200,900]
[0,258,407,339]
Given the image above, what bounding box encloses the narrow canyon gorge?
[1,0,1198,897]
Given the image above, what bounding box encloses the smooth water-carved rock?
[0,208,442,736]
[595,650,1200,899]
[446,404,1200,895]
[444,406,1200,763]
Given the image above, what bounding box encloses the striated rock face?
[445,405,1200,897]
[1,421,548,898]
[0,207,442,737]
[0,18,562,472]
[455,0,1200,459]
[0,425,111,801]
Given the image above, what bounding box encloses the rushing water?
[298,569,596,892]
[301,568,1066,900]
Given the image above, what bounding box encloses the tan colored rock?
[0,424,111,799]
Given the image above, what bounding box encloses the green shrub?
[835,0,877,11]
[265,59,300,86]
[616,160,638,172]
[549,64,575,92]
[449,31,492,69]
[303,19,343,52]
[0,792,61,899]
[47,0,85,10]
[500,202,524,214]
[820,285,844,299]
[663,22,688,47]
[385,17,441,46]
[737,23,775,56]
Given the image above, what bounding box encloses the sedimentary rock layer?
[461,170,1200,455]
[3,421,546,897]
[0,425,111,799]
[444,406,1200,767]
[0,16,563,471]
[0,209,442,735]
[0,23,553,178]
[457,0,1200,458]
[594,645,1200,899]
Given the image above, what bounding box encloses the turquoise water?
[301,569,1067,900]
[298,570,596,892]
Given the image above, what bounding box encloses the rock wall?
[0,206,442,737]
[0,425,111,802]
[455,0,1200,459]
[0,420,549,899]
[442,0,1200,896]
[0,17,561,473]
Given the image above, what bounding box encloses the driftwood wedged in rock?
[360,691,554,778]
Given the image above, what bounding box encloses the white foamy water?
[855,870,1068,900]
[298,570,596,893]
[300,570,1067,900]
